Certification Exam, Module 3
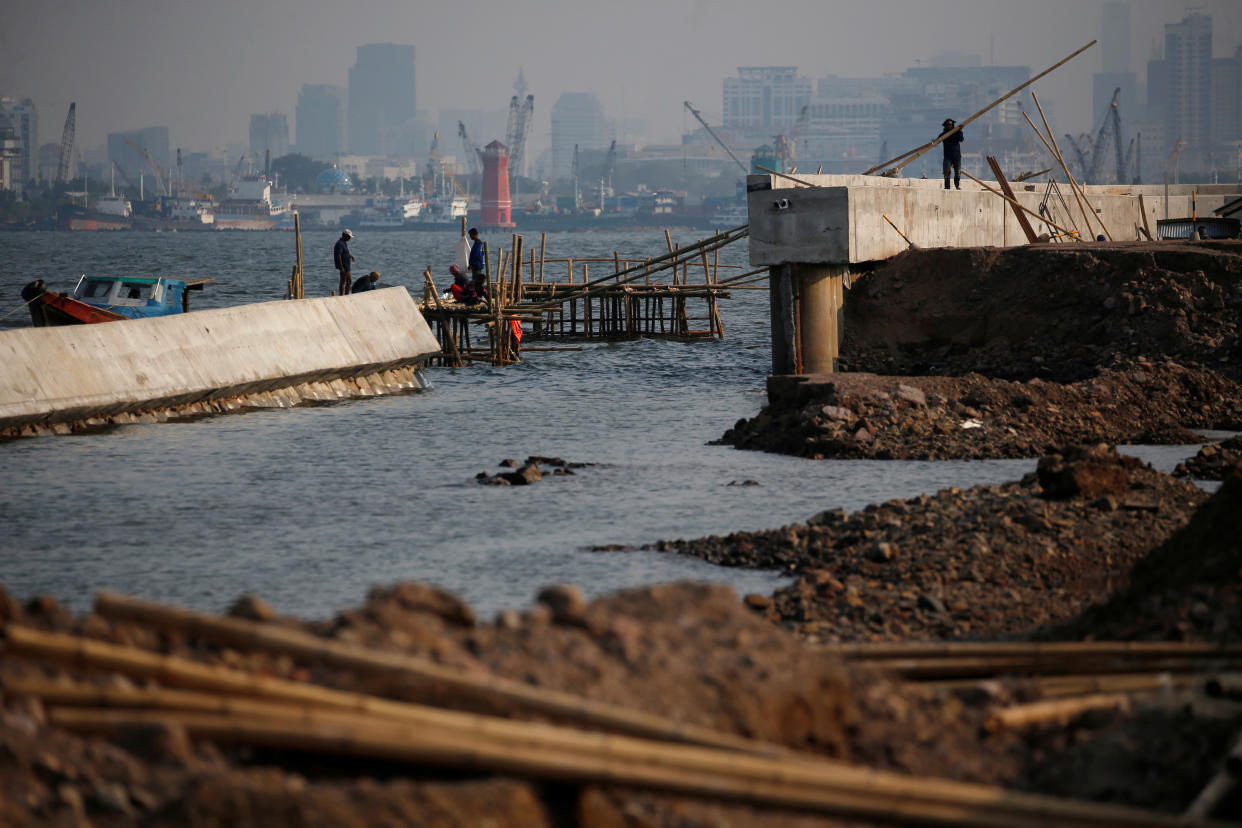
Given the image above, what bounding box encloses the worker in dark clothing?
[333,229,355,295]
[467,227,486,298]
[939,118,964,190]
[352,271,380,293]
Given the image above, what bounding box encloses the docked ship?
[214,175,288,230]
[353,196,426,230]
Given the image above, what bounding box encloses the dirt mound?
[652,446,1206,641]
[717,363,1242,460]
[1048,465,1242,642]
[1175,434,1242,480]
[840,241,1242,383]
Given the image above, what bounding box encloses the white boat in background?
[215,175,287,230]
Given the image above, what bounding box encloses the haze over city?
[5,0,1242,156]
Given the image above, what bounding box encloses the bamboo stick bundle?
[42,704,1214,828]
[87,594,770,752]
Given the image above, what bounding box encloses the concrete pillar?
[770,263,846,375]
[797,264,846,374]
[769,264,797,375]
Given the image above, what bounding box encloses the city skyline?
[3,1,1242,161]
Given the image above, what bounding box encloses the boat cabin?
[73,275,212,318]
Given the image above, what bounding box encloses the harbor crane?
[458,121,481,175]
[1086,88,1121,184]
[683,100,748,174]
[603,139,616,195]
[123,135,170,196]
[55,103,76,184]
[505,94,534,181]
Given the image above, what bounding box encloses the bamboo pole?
[987,156,1039,244]
[960,171,1082,240]
[1029,94,1113,240]
[87,594,763,751]
[817,641,1242,661]
[538,233,547,283]
[864,41,1097,176]
[43,704,1209,828]
[293,212,304,299]
[424,267,463,368]
[986,693,1136,730]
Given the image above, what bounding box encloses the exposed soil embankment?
[840,241,1242,383]
[720,241,1242,461]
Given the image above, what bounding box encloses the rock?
[480,475,512,486]
[380,582,476,626]
[495,609,522,630]
[744,593,772,610]
[536,584,587,625]
[499,458,519,467]
[227,594,276,622]
[727,479,760,487]
[868,542,896,562]
[510,463,543,485]
[895,384,927,406]
[918,594,948,615]
[821,405,855,422]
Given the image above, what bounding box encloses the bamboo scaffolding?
[924,671,1195,698]
[87,593,763,751]
[817,641,1242,661]
[39,703,1213,828]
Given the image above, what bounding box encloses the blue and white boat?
[22,275,213,326]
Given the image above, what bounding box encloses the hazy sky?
[5,0,1242,156]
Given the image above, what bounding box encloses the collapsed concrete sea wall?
[0,286,441,436]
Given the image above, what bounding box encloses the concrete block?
[0,287,439,430]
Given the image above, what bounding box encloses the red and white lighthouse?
[481,140,514,228]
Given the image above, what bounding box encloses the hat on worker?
[942,118,955,126]
[342,229,354,239]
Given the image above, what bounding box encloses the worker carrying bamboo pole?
[939,119,965,191]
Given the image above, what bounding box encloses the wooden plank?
[987,156,1039,244]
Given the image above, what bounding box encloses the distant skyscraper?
[296,84,344,159]
[549,92,610,181]
[249,112,290,162]
[0,97,38,185]
[348,43,416,155]
[722,67,811,133]
[107,126,171,188]
[1164,13,1212,163]
[0,114,23,192]
[1101,2,1130,74]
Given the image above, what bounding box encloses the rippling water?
[0,230,1206,618]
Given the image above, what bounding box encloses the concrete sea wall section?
[748,173,1241,266]
[0,286,441,435]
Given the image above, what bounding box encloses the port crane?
[683,100,748,174]
[55,103,76,184]
[458,121,481,175]
[122,135,171,196]
[505,94,534,182]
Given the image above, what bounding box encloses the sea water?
[0,230,1205,618]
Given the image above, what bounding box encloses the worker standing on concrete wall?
[939,119,964,191]
[334,229,356,295]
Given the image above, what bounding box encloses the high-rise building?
[0,97,38,186]
[295,84,344,159]
[0,114,23,192]
[722,67,811,133]
[348,43,416,155]
[1163,13,1213,166]
[107,126,171,188]
[1101,2,1130,75]
[549,92,611,181]
[249,112,290,161]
